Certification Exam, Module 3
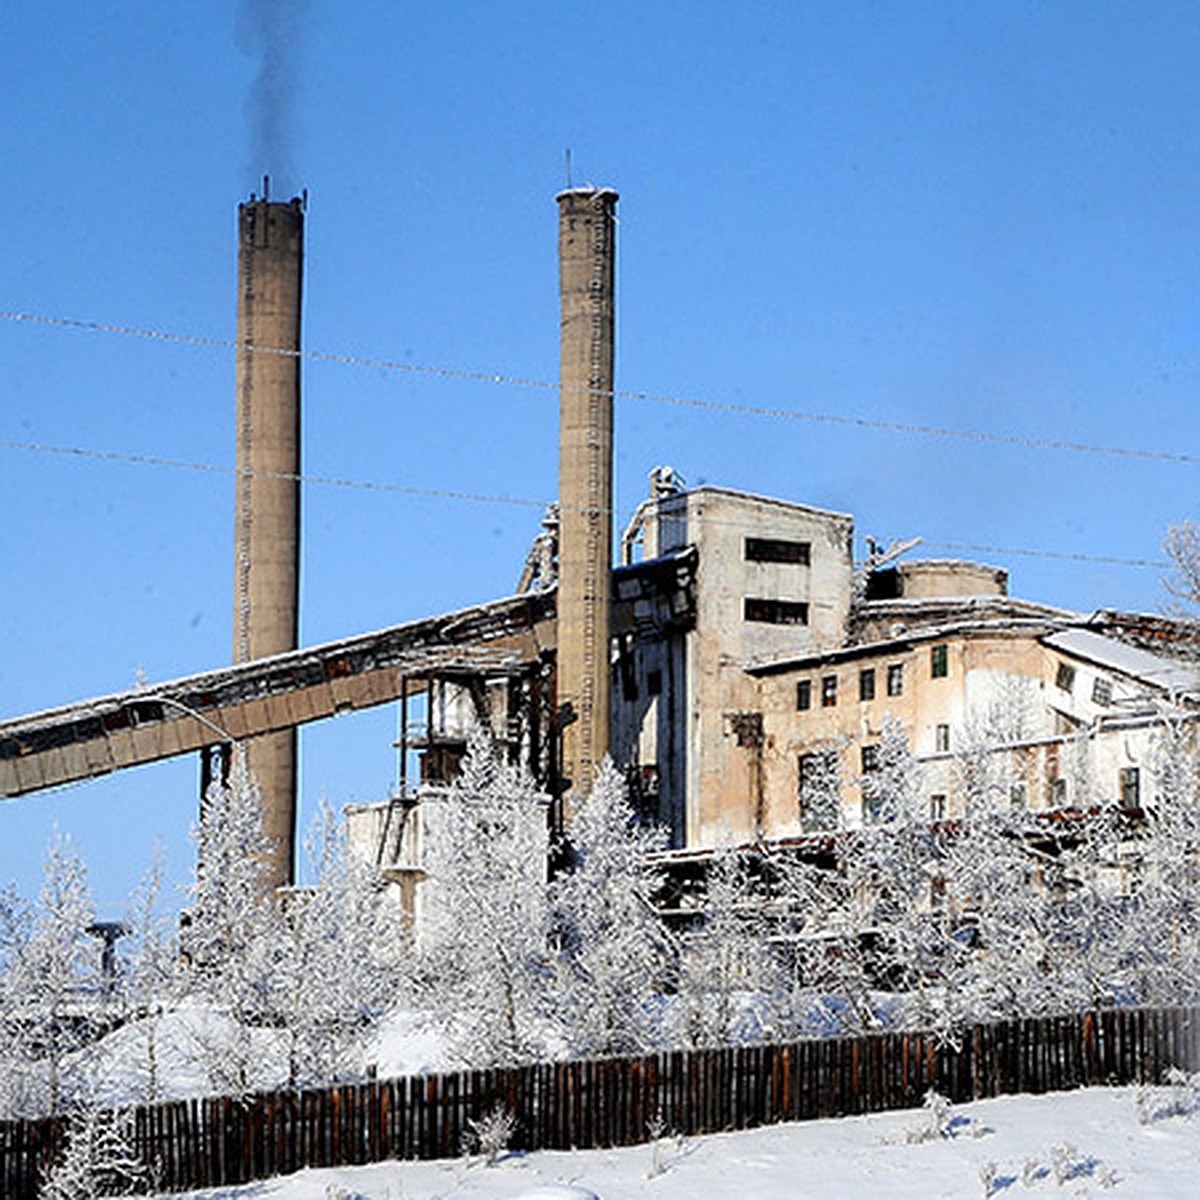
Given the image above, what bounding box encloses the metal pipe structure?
[555,187,618,808]
[234,191,304,888]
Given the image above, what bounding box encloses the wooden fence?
[3,1005,1197,1198]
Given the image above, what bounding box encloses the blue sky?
[3,1,1200,915]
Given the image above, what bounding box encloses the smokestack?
[556,187,618,805]
[234,192,304,888]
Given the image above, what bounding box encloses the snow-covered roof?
[1043,628,1200,696]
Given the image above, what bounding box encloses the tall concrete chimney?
[556,187,618,805]
[234,192,304,888]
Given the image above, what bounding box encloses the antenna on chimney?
[263,174,270,200]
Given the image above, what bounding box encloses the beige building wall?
[618,487,853,847]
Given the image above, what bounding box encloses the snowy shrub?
[977,1160,997,1197]
[463,1102,517,1165]
[1136,1067,1200,1124]
[904,1089,953,1144]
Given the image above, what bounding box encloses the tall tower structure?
[233,192,304,888]
[556,187,618,806]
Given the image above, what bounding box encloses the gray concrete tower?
[556,187,618,804]
[234,194,304,888]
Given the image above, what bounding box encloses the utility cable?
[0,436,1168,571]
[3,308,1199,467]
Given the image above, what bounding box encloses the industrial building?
[2,185,1197,899]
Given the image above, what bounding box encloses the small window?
[744,598,809,625]
[931,645,949,678]
[1120,767,1140,808]
[859,669,876,702]
[821,675,838,707]
[745,536,811,565]
[886,663,904,697]
[796,679,812,711]
[861,744,880,773]
[929,793,947,821]
[935,724,951,753]
[647,669,662,696]
[1092,677,1113,707]
[1051,777,1068,806]
[1010,782,1027,811]
[1056,662,1076,693]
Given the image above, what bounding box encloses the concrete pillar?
[556,187,617,806]
[234,194,304,887]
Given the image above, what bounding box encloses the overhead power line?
[0,436,1167,571]
[3,308,1199,467]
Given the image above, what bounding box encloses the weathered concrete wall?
[614,488,854,847]
[556,188,618,805]
[234,195,305,887]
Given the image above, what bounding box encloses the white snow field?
[154,1085,1200,1200]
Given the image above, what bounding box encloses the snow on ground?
[154,1085,1200,1199]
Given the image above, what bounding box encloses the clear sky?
[3,1,1200,915]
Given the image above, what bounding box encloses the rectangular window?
[647,669,662,696]
[859,668,876,702]
[1056,662,1076,693]
[935,724,950,753]
[931,645,949,679]
[1092,677,1113,707]
[821,675,838,707]
[1051,777,1068,806]
[1120,767,1141,808]
[886,663,904,697]
[861,744,880,773]
[796,679,812,711]
[745,536,811,565]
[744,597,809,625]
[929,793,947,821]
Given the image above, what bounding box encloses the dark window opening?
[647,669,662,696]
[861,744,880,773]
[744,597,809,625]
[931,644,949,678]
[935,724,950,753]
[745,537,811,565]
[887,663,904,696]
[796,679,812,711]
[859,669,876,702]
[821,675,838,707]
[1092,677,1112,707]
[1056,662,1076,693]
[1120,767,1140,808]
[929,794,947,821]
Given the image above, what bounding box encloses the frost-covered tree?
[418,726,552,1066]
[673,847,784,1047]
[551,758,671,1057]
[272,801,401,1087]
[1131,714,1200,1002]
[181,751,282,1096]
[847,718,936,1025]
[2,831,97,1117]
[40,1103,146,1200]
[117,849,178,1104]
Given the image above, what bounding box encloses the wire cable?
[4,308,1199,466]
[0,436,1167,571]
